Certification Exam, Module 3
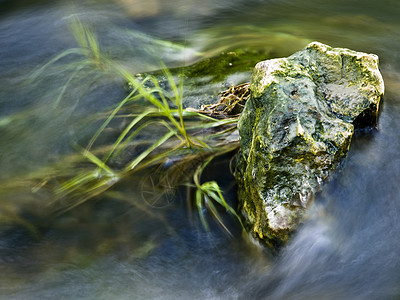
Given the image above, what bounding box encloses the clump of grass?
[192,156,244,234]
[30,16,245,233]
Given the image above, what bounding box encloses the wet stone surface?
[234,42,384,248]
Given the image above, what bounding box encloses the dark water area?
[1,0,400,299]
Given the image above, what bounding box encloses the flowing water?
[1,0,400,299]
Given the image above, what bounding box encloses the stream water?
[1,0,400,299]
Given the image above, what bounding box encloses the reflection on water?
[1,0,400,299]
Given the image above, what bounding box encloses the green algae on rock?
[234,42,384,248]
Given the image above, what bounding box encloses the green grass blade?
[56,171,98,195]
[103,109,156,162]
[196,189,209,231]
[159,61,190,147]
[126,143,186,174]
[69,16,89,50]
[30,48,86,80]
[80,148,115,175]
[86,80,148,151]
[193,156,214,187]
[86,29,100,60]
[113,66,167,111]
[110,119,183,161]
[160,62,180,106]
[57,176,117,213]
[204,181,244,229]
[126,129,176,171]
[150,76,171,110]
[204,195,232,235]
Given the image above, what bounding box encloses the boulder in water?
[234,42,384,248]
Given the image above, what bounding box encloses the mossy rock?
[234,42,384,249]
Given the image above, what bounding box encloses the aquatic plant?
[28,16,245,233]
[192,156,244,235]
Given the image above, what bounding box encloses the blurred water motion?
[1,0,400,299]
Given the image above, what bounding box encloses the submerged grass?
[192,156,244,235]
[22,16,245,233]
